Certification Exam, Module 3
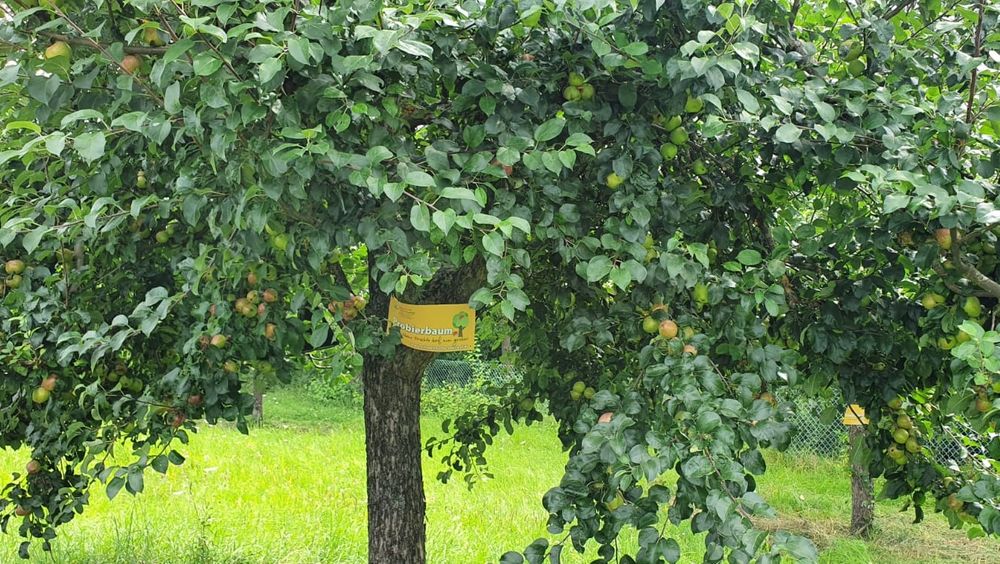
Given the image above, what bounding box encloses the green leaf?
[410,204,431,232]
[287,37,311,65]
[483,232,505,256]
[259,57,283,83]
[883,193,911,213]
[164,82,181,114]
[74,131,106,163]
[533,117,566,143]
[404,171,435,187]
[736,249,762,266]
[774,123,801,144]
[193,52,224,76]
[22,226,48,254]
[586,256,613,282]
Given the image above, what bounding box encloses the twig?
[965,0,985,124]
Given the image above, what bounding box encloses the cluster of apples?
[921,293,982,350]
[884,398,921,465]
[30,374,57,405]
[4,259,25,290]
[655,95,707,175]
[328,294,367,322]
[569,380,595,401]
[562,72,595,102]
[641,304,698,355]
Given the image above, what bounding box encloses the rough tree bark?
[361,255,485,563]
[849,425,874,537]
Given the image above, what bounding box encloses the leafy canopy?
[1,0,999,562]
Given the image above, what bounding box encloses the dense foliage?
[1,0,998,562]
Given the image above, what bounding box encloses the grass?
[0,387,995,563]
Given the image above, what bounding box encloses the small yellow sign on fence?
[842,404,869,426]
[386,296,475,352]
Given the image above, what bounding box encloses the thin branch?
[883,0,917,20]
[40,32,169,56]
[965,0,985,124]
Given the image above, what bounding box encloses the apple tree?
[1,1,999,563]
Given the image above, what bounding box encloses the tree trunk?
[252,391,264,422]
[848,425,874,537]
[363,351,433,564]
[360,254,486,563]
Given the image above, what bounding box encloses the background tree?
[1,1,998,563]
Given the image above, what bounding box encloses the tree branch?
[951,230,1000,299]
[883,0,917,20]
[41,33,169,56]
[965,0,985,124]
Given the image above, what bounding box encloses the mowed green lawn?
[1,388,996,563]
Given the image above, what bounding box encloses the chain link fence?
[424,358,521,388]
[425,359,983,463]
[784,396,982,463]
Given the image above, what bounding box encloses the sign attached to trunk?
[842,404,869,426]
[386,296,475,352]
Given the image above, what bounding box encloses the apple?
[246,290,259,304]
[271,233,289,252]
[143,25,165,47]
[257,303,266,317]
[887,397,903,410]
[170,412,187,429]
[14,506,30,517]
[669,127,689,145]
[659,143,678,160]
[898,231,914,246]
[41,375,57,392]
[6,274,23,289]
[658,319,678,339]
[847,59,865,77]
[135,171,147,188]
[25,460,41,475]
[44,41,71,60]
[920,293,942,309]
[692,160,708,176]
[568,72,585,86]
[896,414,913,430]
[4,259,25,274]
[518,398,535,412]
[579,83,595,100]
[976,396,990,413]
[264,323,277,341]
[208,303,217,317]
[605,172,623,189]
[210,334,227,348]
[663,116,682,132]
[572,381,586,393]
[155,230,169,244]
[563,86,581,101]
[598,412,613,424]
[962,296,982,318]
[570,389,582,401]
[583,386,595,400]
[683,344,698,355]
[693,283,709,304]
[354,296,367,310]
[758,392,776,406]
[121,55,141,74]
[199,335,211,350]
[892,427,909,444]
[956,330,972,343]
[223,360,238,373]
[937,336,955,350]
[905,437,920,454]
[642,316,659,334]
[31,387,50,404]
[684,95,704,113]
[262,289,278,303]
[247,271,258,286]
[934,228,952,250]
[187,395,203,407]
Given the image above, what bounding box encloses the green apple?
[962,296,982,318]
[684,95,704,113]
[669,127,689,145]
[568,72,585,86]
[642,316,658,334]
[563,86,581,101]
[605,172,623,189]
[892,427,909,444]
[579,83,595,100]
[693,283,709,304]
[659,143,678,160]
[663,115,682,132]
[692,160,708,175]
[934,228,952,250]
[4,259,25,274]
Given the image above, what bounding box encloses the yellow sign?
[386,296,475,352]
[842,404,869,426]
